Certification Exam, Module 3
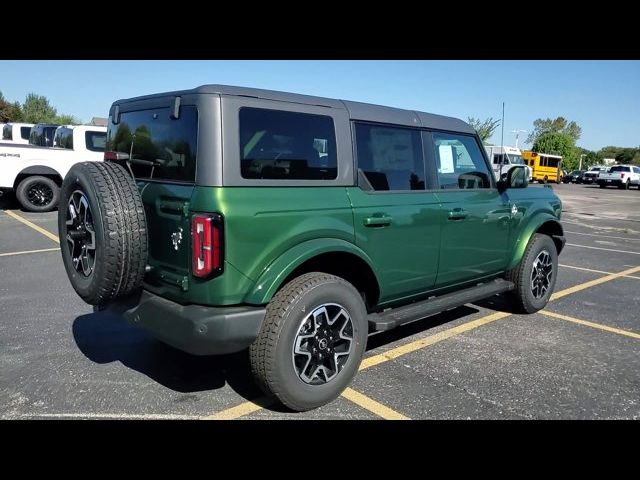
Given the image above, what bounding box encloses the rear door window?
[354,123,424,191]
[20,127,31,140]
[106,106,198,182]
[240,107,337,180]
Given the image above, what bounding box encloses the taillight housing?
[192,213,224,279]
[621,173,625,179]
[104,151,130,161]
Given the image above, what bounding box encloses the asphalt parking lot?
[1,182,639,420]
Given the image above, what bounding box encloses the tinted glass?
[2,125,11,140]
[106,106,198,182]
[240,108,337,180]
[85,131,106,152]
[546,157,560,168]
[355,123,424,191]
[20,127,31,140]
[610,166,629,172]
[54,127,74,149]
[433,133,491,189]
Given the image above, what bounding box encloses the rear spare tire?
[58,161,148,305]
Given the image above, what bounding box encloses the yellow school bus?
[522,151,563,183]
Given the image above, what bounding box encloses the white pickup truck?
[0,125,106,211]
[596,165,640,190]
[2,123,35,145]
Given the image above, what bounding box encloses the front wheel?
[249,272,368,411]
[506,234,558,314]
[16,176,59,212]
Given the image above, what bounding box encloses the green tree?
[55,114,80,125]
[533,132,578,170]
[576,147,601,170]
[467,117,501,143]
[526,117,582,145]
[614,148,637,164]
[21,93,59,123]
[0,91,23,122]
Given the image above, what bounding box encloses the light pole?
[579,154,586,170]
[511,129,527,149]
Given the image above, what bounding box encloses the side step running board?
[367,278,514,332]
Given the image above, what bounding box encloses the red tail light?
[621,173,625,179]
[192,213,224,278]
[104,151,131,161]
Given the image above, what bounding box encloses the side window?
[240,108,337,180]
[432,133,492,189]
[634,167,640,174]
[20,127,31,140]
[85,131,106,152]
[354,123,424,191]
[2,124,12,140]
[492,154,500,165]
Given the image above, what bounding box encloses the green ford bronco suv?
[58,85,564,411]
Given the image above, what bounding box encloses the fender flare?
[243,238,380,305]
[507,212,564,270]
[13,165,63,188]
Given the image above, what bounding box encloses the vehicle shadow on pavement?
[72,311,262,401]
[0,193,18,210]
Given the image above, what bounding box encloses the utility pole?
[511,129,527,149]
[579,154,586,170]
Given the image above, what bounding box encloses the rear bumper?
[597,179,622,186]
[105,290,266,355]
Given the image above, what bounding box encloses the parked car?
[1,123,35,145]
[582,166,608,184]
[57,85,565,411]
[0,125,107,211]
[597,165,640,189]
[563,170,585,183]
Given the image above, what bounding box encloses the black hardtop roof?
[112,84,475,133]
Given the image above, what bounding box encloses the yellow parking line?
[4,210,59,244]
[551,265,640,301]
[540,310,640,340]
[199,264,640,419]
[360,311,511,370]
[0,247,60,257]
[341,388,409,420]
[201,398,271,420]
[559,263,640,280]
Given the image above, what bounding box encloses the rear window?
[240,107,337,180]
[106,106,198,183]
[609,166,629,173]
[3,125,12,140]
[85,131,106,152]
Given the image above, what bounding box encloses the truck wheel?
[624,180,630,190]
[16,176,59,212]
[58,162,148,305]
[505,234,558,314]
[250,272,368,412]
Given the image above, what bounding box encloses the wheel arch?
[243,238,381,308]
[508,214,564,270]
[13,165,63,189]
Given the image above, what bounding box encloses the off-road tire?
[16,176,59,212]
[505,234,558,314]
[249,272,368,411]
[58,161,148,305]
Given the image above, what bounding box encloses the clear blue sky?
[1,60,638,151]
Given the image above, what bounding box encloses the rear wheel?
[16,176,59,212]
[506,234,558,314]
[249,272,368,411]
[58,162,148,305]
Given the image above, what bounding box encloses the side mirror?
[497,165,528,193]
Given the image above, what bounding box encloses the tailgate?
[138,181,194,295]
